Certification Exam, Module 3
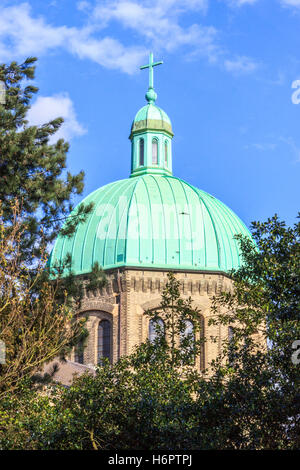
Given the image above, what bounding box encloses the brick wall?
[69,268,233,375]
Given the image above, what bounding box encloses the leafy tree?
[196,214,300,449]
[0,273,202,450]
[0,57,106,391]
[143,272,205,372]
[0,214,299,450]
[0,57,92,262]
[0,202,86,399]
[0,357,197,450]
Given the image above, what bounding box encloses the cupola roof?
[130,103,173,138]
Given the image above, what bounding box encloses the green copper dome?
[49,174,252,276]
[49,53,253,276]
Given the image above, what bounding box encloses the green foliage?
[0,57,91,261]
[0,214,299,450]
[144,272,205,371]
[85,262,107,294]
[205,214,300,449]
[0,203,86,399]
[0,358,197,450]
[0,56,106,397]
[0,273,203,450]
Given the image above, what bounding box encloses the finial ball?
[146,88,157,104]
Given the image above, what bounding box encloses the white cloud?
[280,0,300,7]
[225,0,258,6]
[226,0,300,13]
[224,56,258,74]
[245,142,277,151]
[0,1,258,76]
[246,137,300,163]
[280,136,300,162]
[77,1,92,11]
[27,93,86,143]
[264,71,286,86]
[0,3,68,58]
[89,1,259,70]
[69,35,146,73]
[92,1,218,60]
[0,3,146,74]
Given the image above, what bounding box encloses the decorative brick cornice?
[126,273,231,295]
[77,269,233,307]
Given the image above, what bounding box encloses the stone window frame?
[72,310,114,366]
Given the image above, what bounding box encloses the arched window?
[180,320,196,365]
[180,320,195,349]
[200,316,205,372]
[228,326,234,367]
[164,140,168,166]
[152,138,158,165]
[139,138,144,166]
[149,317,164,343]
[97,319,111,364]
[75,339,84,364]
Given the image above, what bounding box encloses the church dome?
[49,174,252,276]
[49,52,253,277]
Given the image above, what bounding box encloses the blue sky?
[1,0,300,227]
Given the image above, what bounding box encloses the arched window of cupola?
[97,319,111,364]
[139,138,144,166]
[152,138,158,165]
[164,140,168,166]
[149,317,164,343]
